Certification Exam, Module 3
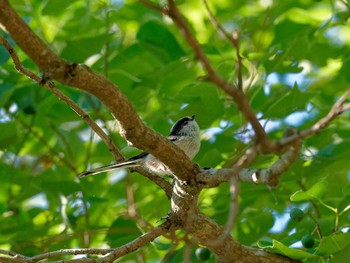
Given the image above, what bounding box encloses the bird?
[78,115,200,178]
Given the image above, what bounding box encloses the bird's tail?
[78,160,140,178]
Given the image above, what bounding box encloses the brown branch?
[202,0,236,46]
[99,221,172,263]
[232,30,243,91]
[139,0,168,14]
[279,88,350,147]
[306,211,322,239]
[0,0,198,181]
[1,24,173,197]
[187,213,298,263]
[224,175,240,235]
[202,0,243,90]
[0,222,170,262]
[16,116,77,172]
[165,0,269,146]
[197,141,300,188]
[0,35,124,163]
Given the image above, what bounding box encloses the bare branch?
[197,142,300,188]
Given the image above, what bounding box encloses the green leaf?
[331,244,350,263]
[137,20,185,63]
[342,184,350,196]
[105,217,141,247]
[0,44,10,64]
[237,211,275,245]
[178,83,224,127]
[263,84,313,119]
[316,232,350,256]
[40,180,81,196]
[0,122,18,148]
[42,0,72,16]
[61,34,112,62]
[0,82,15,107]
[258,239,316,260]
[290,181,328,202]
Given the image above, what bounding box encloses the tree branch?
[0,0,198,181]
[0,35,124,163]
[139,0,168,14]
[197,141,300,188]
[1,26,173,198]
[185,213,298,263]
[0,222,171,263]
[99,221,172,263]
[202,0,243,90]
[164,0,269,145]
[278,88,350,147]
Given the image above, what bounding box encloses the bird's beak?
[191,115,195,120]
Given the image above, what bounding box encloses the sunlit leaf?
[290,181,328,202]
[258,239,316,260]
[316,232,350,256]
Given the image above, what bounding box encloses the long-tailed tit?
[78,115,200,178]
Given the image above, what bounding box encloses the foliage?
[0,0,350,262]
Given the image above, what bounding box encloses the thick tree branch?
[168,182,298,263]
[0,0,198,181]
[197,142,300,188]
[187,214,298,263]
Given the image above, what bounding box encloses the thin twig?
[198,143,300,188]
[232,30,243,91]
[125,174,153,230]
[139,0,168,14]
[280,89,350,147]
[16,116,77,172]
[202,0,236,46]
[0,249,25,258]
[4,221,170,262]
[99,221,171,263]
[0,35,124,163]
[297,180,321,218]
[222,147,256,237]
[202,0,243,90]
[224,175,240,235]
[306,211,322,239]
